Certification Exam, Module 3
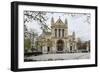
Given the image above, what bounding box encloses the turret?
[65,18,68,27]
[72,32,75,40]
[51,17,54,25]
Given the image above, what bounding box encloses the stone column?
[63,40,66,53]
[67,42,70,52]
[55,40,57,53]
[74,43,77,52]
[65,41,67,53]
[51,40,56,53]
[86,43,89,52]
[72,43,75,52]
[64,40,66,53]
[64,29,67,37]
[57,29,58,38]
[42,46,47,54]
[60,29,61,37]
[52,29,55,37]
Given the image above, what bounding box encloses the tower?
[51,17,55,37]
[64,18,68,37]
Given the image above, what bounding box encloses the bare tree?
[24,11,50,33]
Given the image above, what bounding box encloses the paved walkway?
[25,53,90,61]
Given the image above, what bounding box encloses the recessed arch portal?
[56,39,64,51]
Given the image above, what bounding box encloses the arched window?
[62,29,64,37]
[55,29,57,37]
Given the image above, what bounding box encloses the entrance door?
[70,46,72,53]
[57,40,64,52]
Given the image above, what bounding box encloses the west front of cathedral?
[37,17,77,54]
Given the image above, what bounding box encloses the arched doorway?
[70,46,72,53]
[47,46,50,52]
[57,39,64,52]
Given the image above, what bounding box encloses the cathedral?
[37,17,77,54]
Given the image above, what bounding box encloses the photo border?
[11,1,98,72]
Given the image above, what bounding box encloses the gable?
[55,18,65,25]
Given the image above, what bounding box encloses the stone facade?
[37,17,77,54]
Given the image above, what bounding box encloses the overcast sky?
[25,12,91,41]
